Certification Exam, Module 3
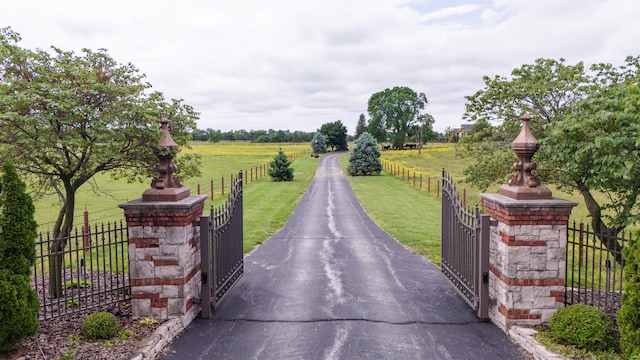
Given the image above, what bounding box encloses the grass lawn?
[33,141,311,231]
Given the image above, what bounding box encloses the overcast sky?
[2,0,639,134]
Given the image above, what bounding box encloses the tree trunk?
[579,185,624,265]
[47,186,75,298]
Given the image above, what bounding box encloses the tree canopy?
[319,120,348,151]
[462,56,640,258]
[367,86,431,148]
[0,27,201,296]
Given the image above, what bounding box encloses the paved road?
[162,153,527,360]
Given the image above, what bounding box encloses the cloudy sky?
[2,0,639,134]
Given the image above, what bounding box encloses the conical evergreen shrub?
[311,132,327,154]
[268,149,294,182]
[0,162,39,352]
[618,230,640,357]
[347,132,382,176]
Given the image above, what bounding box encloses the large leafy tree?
[319,120,348,151]
[0,27,201,296]
[462,56,640,260]
[367,86,430,148]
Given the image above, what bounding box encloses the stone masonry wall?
[481,193,576,332]
[120,196,207,324]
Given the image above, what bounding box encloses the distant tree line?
[191,128,320,143]
[192,123,450,145]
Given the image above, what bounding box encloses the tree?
[367,86,429,149]
[462,56,640,260]
[0,27,201,297]
[347,132,382,176]
[0,162,39,351]
[413,113,435,154]
[268,149,294,182]
[319,120,348,151]
[0,162,37,276]
[311,132,327,154]
[354,113,367,140]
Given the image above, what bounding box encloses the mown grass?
[379,142,617,224]
[33,141,310,230]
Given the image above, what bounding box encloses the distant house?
[453,124,474,138]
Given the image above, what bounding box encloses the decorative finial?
[498,114,552,200]
[142,118,190,202]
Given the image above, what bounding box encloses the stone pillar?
[120,196,206,323]
[120,117,206,324]
[480,194,576,331]
[480,114,577,332]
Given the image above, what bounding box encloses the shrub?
[80,312,120,340]
[311,132,327,154]
[0,162,38,276]
[0,270,39,352]
[347,132,382,176]
[548,304,614,352]
[268,149,294,182]
[618,230,640,357]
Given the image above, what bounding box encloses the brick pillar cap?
[480,193,577,210]
[119,195,207,212]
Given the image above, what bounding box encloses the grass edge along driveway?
[339,154,442,266]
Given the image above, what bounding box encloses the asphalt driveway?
[162,153,527,359]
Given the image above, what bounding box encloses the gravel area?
[1,271,162,360]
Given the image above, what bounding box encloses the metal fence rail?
[565,221,628,317]
[33,221,130,320]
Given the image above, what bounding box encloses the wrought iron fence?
[441,171,489,319]
[565,221,629,317]
[200,171,244,319]
[33,221,130,320]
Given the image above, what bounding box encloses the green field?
[34,141,311,231]
[377,142,608,224]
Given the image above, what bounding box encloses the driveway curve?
[162,153,526,360]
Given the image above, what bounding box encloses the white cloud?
[2,0,640,133]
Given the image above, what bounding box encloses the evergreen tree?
[354,114,367,140]
[0,162,39,351]
[347,132,382,176]
[618,230,640,357]
[268,149,294,182]
[0,162,38,276]
[311,132,327,154]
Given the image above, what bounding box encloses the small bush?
[548,304,614,352]
[80,312,120,341]
[0,270,39,352]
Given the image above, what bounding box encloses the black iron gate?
[441,170,490,319]
[200,171,244,318]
